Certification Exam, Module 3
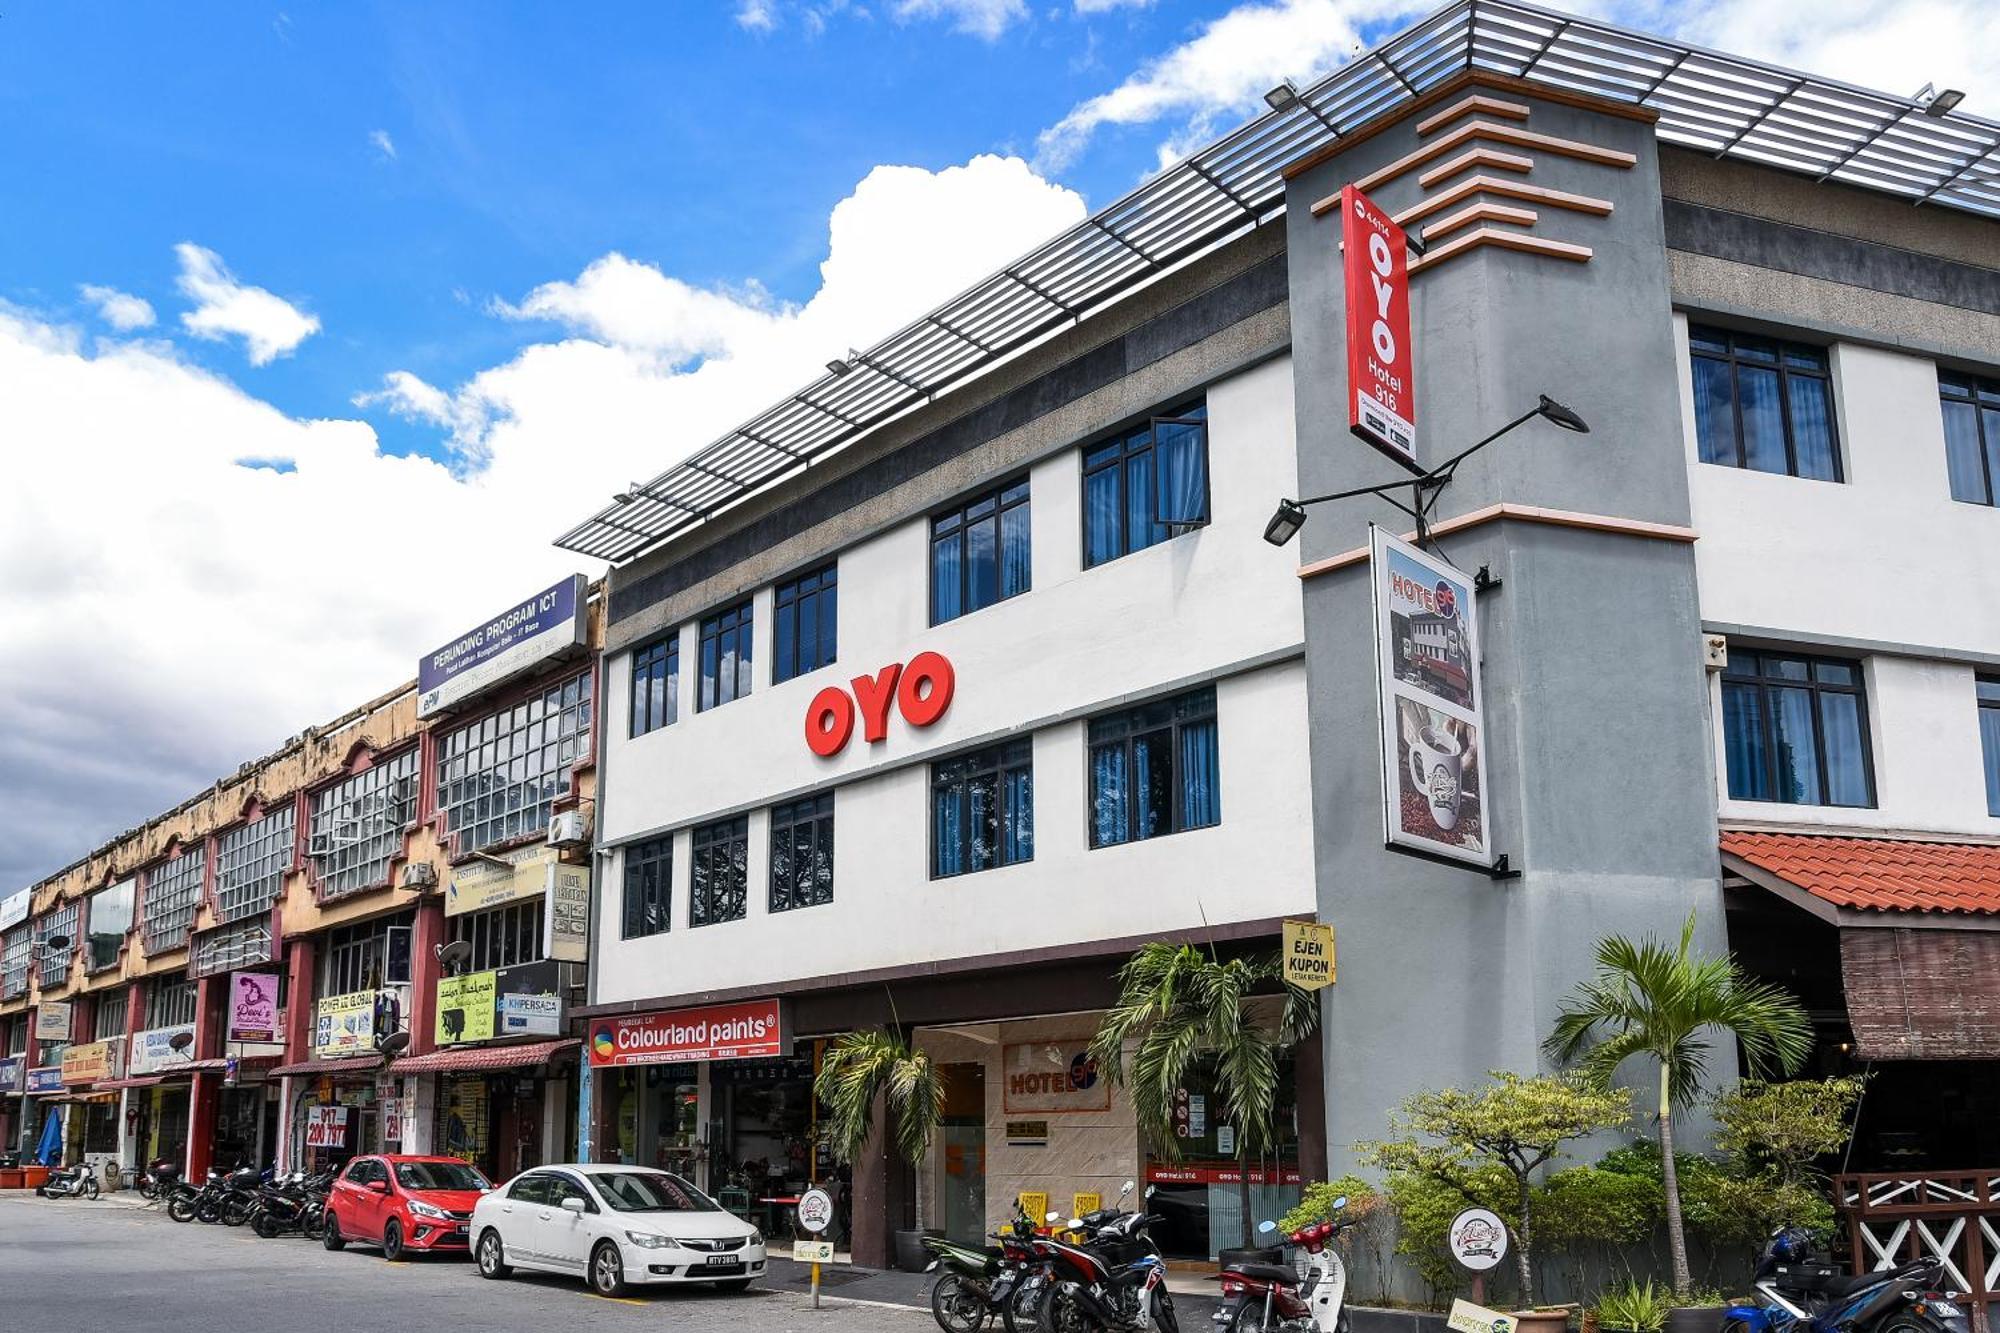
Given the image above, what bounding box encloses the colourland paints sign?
[1372,526,1492,868]
[1341,183,1417,469]
[588,999,787,1067]
[418,574,587,718]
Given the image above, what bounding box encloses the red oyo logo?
[805,651,956,757]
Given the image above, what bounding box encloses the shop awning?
[389,1038,576,1074]
[1723,832,2000,1058]
[95,1076,167,1091]
[270,1054,384,1078]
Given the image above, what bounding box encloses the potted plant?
[1546,911,1810,1328]
[1597,1280,1668,1333]
[814,1027,945,1272]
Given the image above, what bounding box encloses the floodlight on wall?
[1264,80,1300,111]
[825,357,852,376]
[612,483,647,505]
[1914,82,1966,116]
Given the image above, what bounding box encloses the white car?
[470,1164,767,1297]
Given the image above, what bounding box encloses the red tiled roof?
[1722,831,2000,915]
[388,1038,576,1074]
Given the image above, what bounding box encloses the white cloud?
[369,128,398,160]
[892,0,1027,40]
[736,0,778,30]
[4,154,1083,889]
[175,243,321,365]
[78,284,156,331]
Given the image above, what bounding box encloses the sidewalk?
[762,1255,1225,1321]
[0,1187,159,1209]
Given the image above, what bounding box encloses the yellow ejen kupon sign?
[1283,919,1337,990]
[435,971,498,1045]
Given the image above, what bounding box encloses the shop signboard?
[543,861,590,963]
[436,971,498,1045]
[1005,1120,1049,1146]
[0,1056,21,1092]
[1000,1041,1110,1114]
[498,991,561,1037]
[1448,1301,1516,1333]
[34,1001,73,1043]
[587,998,787,1067]
[314,990,377,1058]
[1341,184,1418,469]
[1371,525,1492,868]
[304,1104,349,1148]
[129,1023,196,1076]
[26,1065,63,1095]
[448,845,549,917]
[1448,1207,1509,1273]
[805,651,956,757]
[228,971,280,1043]
[1282,919,1336,991]
[0,886,29,932]
[418,574,587,719]
[61,1039,121,1085]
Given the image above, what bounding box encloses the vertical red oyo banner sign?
[1341,183,1417,469]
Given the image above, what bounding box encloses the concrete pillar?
[408,1073,436,1155]
[543,1076,566,1165]
[282,937,315,1064]
[187,976,225,1178]
[275,1077,295,1173]
[410,899,446,1056]
[1294,1026,1327,1185]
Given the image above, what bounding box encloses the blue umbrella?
[36,1107,62,1166]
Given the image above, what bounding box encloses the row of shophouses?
[6,0,2000,1283]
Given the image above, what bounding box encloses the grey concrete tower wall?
[1283,80,1727,1168]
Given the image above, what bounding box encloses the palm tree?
[1091,942,1320,1247]
[1545,912,1812,1297]
[814,1028,946,1168]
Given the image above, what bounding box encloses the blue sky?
[0,0,1990,890]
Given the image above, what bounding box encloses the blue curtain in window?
[966,517,998,614]
[1126,448,1158,553]
[1085,467,1121,566]
[1154,421,1208,527]
[933,787,963,877]
[1091,746,1128,846]
[1787,376,1838,481]
[969,772,998,870]
[1982,706,2000,818]
[1721,681,1769,801]
[1001,503,1031,599]
[1003,768,1034,864]
[1691,357,1736,466]
[1737,366,1787,475]
[1180,719,1220,829]
[1816,691,1869,806]
[1769,685,1823,805]
[1941,400,1989,504]
[932,534,963,624]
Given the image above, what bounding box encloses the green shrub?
[1538,1165,1659,1250]
[1280,1176,1380,1234]
[1596,1279,1669,1333]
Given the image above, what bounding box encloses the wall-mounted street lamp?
[1264,395,1589,551]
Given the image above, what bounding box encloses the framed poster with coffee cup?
[1371,525,1492,867]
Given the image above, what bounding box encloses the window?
[216,805,295,923]
[145,972,197,1029]
[1722,649,1874,807]
[690,816,748,927]
[1084,400,1210,566]
[5,1015,24,1055]
[310,749,419,900]
[507,1173,554,1204]
[622,836,673,940]
[697,601,754,711]
[593,1171,719,1213]
[85,879,136,973]
[142,845,205,953]
[1689,325,1840,481]
[37,900,80,987]
[436,670,593,854]
[1979,676,2000,818]
[548,1174,597,1212]
[396,1160,489,1191]
[93,991,128,1041]
[1089,686,1222,847]
[630,633,679,737]
[0,927,29,1002]
[344,1158,385,1187]
[316,911,414,998]
[769,793,834,912]
[773,565,838,684]
[1940,373,2000,506]
[932,479,1030,625]
[447,898,546,973]
[931,739,1034,878]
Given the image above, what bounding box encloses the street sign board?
[1282,919,1336,990]
[1448,1207,1509,1272]
[797,1186,835,1234]
[794,1240,835,1263]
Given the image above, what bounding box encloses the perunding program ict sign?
[417,574,587,718]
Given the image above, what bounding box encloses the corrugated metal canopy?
[556,0,2000,565]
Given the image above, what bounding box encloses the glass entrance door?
[940,1063,985,1243]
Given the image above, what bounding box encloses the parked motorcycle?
[924,1207,1047,1333]
[165,1169,219,1223]
[1724,1227,1971,1333]
[250,1170,333,1239]
[1036,1182,1178,1333]
[1210,1201,1356,1333]
[136,1156,180,1201]
[36,1161,100,1201]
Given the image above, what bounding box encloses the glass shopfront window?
[1144,1053,1302,1260]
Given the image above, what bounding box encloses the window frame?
[315,910,415,999]
[1688,324,1842,481]
[309,748,420,902]
[621,836,674,940]
[142,845,206,954]
[1978,674,2000,819]
[1087,686,1222,848]
[215,805,297,924]
[772,563,838,685]
[1939,372,2000,507]
[1081,400,1211,568]
[93,990,129,1041]
[696,600,755,712]
[768,792,835,913]
[929,477,1032,627]
[35,900,80,988]
[0,927,29,1002]
[629,632,679,738]
[145,972,198,1030]
[1720,648,1877,808]
[689,816,749,928]
[435,670,594,856]
[84,879,137,974]
[930,739,1035,879]
[447,897,547,973]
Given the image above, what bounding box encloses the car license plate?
[705,1254,738,1267]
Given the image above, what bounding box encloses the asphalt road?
[0,1195,937,1333]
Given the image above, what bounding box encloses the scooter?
[1723,1226,1971,1333]
[37,1160,101,1200]
[923,1207,1045,1333]
[1040,1182,1179,1333]
[137,1156,180,1201]
[1209,1197,1355,1333]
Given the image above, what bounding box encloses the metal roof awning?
[270,1054,384,1078]
[554,0,2000,569]
[388,1038,577,1075]
[94,1076,168,1091]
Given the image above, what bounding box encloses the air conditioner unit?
[548,810,590,849]
[399,862,438,890]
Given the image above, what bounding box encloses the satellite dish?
[376,1030,411,1058]
[168,1032,195,1053]
[42,934,70,952]
[435,940,473,970]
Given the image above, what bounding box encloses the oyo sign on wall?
[805,651,955,757]
[1341,182,1417,469]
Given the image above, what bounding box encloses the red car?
[323,1154,494,1261]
